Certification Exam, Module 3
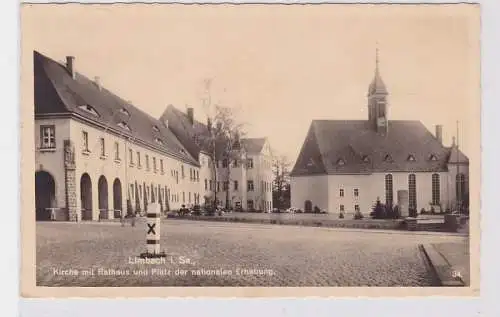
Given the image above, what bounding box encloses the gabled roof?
[33,50,198,166]
[290,120,469,176]
[161,105,267,160]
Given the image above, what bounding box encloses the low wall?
[167,213,406,230]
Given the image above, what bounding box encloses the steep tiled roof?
[291,120,468,176]
[161,105,267,160]
[34,51,198,166]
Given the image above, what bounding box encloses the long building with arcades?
[34,50,273,221]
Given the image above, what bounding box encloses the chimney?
[66,56,75,79]
[187,107,194,125]
[94,76,101,91]
[435,125,443,144]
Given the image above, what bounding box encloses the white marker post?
[140,203,166,258]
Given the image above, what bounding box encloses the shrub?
[370,197,386,219]
[409,208,418,218]
[339,212,345,219]
[430,206,436,214]
[314,206,321,214]
[420,208,426,215]
[393,206,401,219]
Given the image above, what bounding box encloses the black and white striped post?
[140,203,166,258]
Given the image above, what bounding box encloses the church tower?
[367,46,389,135]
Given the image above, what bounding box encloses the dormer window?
[117,121,130,131]
[407,154,416,162]
[152,125,160,133]
[154,138,164,145]
[362,155,370,163]
[119,108,130,116]
[384,154,393,162]
[336,159,345,166]
[429,154,438,161]
[78,105,99,117]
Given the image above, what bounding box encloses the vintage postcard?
[20,3,480,297]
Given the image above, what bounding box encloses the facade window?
[99,138,105,156]
[205,179,208,190]
[234,180,239,191]
[189,192,191,203]
[340,204,344,212]
[354,204,360,212]
[40,125,56,149]
[160,159,164,173]
[129,149,133,165]
[114,142,120,160]
[339,188,344,197]
[153,157,157,172]
[130,184,134,200]
[209,180,213,191]
[145,155,150,170]
[222,159,228,168]
[385,174,393,207]
[137,151,141,167]
[354,188,359,197]
[408,174,417,210]
[247,180,254,191]
[247,200,254,210]
[233,160,239,168]
[217,182,220,192]
[181,165,185,178]
[182,192,185,203]
[431,173,440,205]
[247,158,254,169]
[223,181,229,191]
[82,131,89,152]
[190,169,193,181]
[196,171,199,182]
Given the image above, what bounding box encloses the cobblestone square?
[36,220,468,287]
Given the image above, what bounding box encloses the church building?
[290,51,469,216]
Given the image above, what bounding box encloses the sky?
[22,4,480,163]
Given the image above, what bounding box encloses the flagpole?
[456,120,461,215]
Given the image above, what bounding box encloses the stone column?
[64,140,78,221]
[397,190,409,218]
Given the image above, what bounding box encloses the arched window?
[408,174,417,210]
[432,173,440,205]
[385,174,393,207]
[456,173,466,204]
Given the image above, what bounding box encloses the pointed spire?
[368,41,388,96]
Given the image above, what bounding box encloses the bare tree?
[194,79,246,210]
[272,154,291,210]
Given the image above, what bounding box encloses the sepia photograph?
[20,3,480,297]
